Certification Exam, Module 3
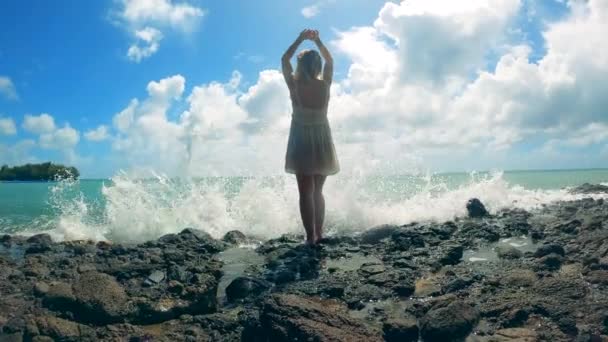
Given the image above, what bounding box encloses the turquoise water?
[1,169,607,242]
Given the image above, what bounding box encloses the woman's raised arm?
[313,32,334,85]
[282,30,310,87]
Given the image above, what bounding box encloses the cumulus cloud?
[127,27,163,62]
[114,0,205,62]
[22,113,56,134]
[85,125,110,142]
[101,0,608,175]
[0,76,18,100]
[39,124,80,150]
[320,0,608,163]
[0,117,17,135]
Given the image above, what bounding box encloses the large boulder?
[258,294,382,341]
[420,301,479,341]
[25,234,53,254]
[222,230,248,245]
[43,272,132,324]
[466,199,489,218]
[383,317,419,342]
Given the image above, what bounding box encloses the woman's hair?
[295,50,322,81]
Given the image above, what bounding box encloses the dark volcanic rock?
[495,245,523,259]
[569,183,608,194]
[178,228,226,253]
[258,294,382,341]
[439,244,464,265]
[467,198,489,218]
[226,277,271,303]
[360,224,399,244]
[535,253,564,271]
[25,234,53,254]
[383,317,419,342]
[222,230,248,245]
[33,315,95,341]
[534,243,566,258]
[44,271,132,324]
[420,301,479,341]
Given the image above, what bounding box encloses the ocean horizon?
[2,168,607,243]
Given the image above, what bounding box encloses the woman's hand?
[309,30,320,42]
[299,29,319,41]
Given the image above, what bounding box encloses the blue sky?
[1,0,607,177]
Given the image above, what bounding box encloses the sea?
[1,169,607,243]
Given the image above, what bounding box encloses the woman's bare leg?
[296,175,316,244]
[313,175,327,242]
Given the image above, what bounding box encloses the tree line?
[0,162,80,181]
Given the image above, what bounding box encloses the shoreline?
[1,184,608,341]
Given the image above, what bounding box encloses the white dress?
[285,84,339,176]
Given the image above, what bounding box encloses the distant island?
[0,162,80,181]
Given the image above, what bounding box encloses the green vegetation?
[0,162,80,181]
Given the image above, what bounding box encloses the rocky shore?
[1,183,608,341]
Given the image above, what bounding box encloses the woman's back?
[292,79,329,110]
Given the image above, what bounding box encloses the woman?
[282,29,340,245]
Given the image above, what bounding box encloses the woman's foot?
[305,234,318,245]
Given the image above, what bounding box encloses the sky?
[0,0,607,178]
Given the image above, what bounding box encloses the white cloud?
[113,99,139,133]
[0,117,16,135]
[301,5,320,18]
[39,124,80,150]
[114,0,205,62]
[127,27,163,62]
[120,0,205,30]
[85,125,110,142]
[23,113,56,134]
[301,0,337,18]
[0,76,18,100]
[102,0,608,175]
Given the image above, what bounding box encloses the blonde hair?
[295,50,322,81]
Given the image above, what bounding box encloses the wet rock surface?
[2,193,608,341]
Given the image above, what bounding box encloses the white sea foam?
[48,170,608,243]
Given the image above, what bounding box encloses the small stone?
[439,244,464,265]
[586,270,608,285]
[77,264,96,273]
[534,244,565,258]
[33,282,50,296]
[414,278,442,297]
[145,270,166,285]
[467,198,489,218]
[495,245,523,259]
[536,253,563,271]
[0,332,24,342]
[359,263,386,276]
[168,280,184,294]
[225,277,271,303]
[501,269,537,287]
[494,328,537,341]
